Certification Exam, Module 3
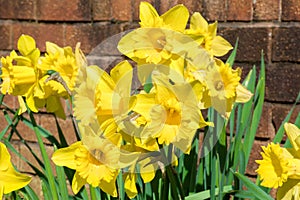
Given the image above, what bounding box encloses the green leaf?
[226,38,238,67]
[232,170,273,200]
[186,185,233,200]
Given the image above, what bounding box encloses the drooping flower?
[0,142,31,199]
[39,42,79,97]
[185,12,233,57]
[0,34,80,118]
[52,139,119,196]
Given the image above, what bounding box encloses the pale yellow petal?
[72,172,86,194]
[284,123,300,151]
[52,141,82,169]
[139,2,160,27]
[190,12,208,31]
[161,4,189,32]
[17,34,36,56]
[211,36,233,57]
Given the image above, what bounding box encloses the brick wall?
[0,0,300,190]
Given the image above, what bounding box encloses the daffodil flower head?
[256,143,292,188]
[200,59,246,118]
[52,139,119,196]
[133,66,211,153]
[0,142,31,199]
[39,42,79,96]
[185,12,233,57]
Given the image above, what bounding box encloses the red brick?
[272,27,300,62]
[28,176,43,198]
[13,22,64,52]
[271,103,300,131]
[36,0,91,21]
[256,103,275,139]
[112,0,132,21]
[246,140,269,176]
[227,0,252,21]
[133,0,155,21]
[93,0,111,21]
[39,114,78,145]
[265,63,300,102]
[282,0,300,21]
[158,0,201,17]
[2,95,17,109]
[0,50,12,57]
[14,113,40,142]
[201,0,226,22]
[0,0,36,20]
[219,27,270,62]
[65,23,122,54]
[253,0,280,21]
[0,22,12,50]
[18,142,55,174]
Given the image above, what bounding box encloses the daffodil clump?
[256,123,300,199]
[52,2,252,199]
[0,2,253,199]
[0,35,79,118]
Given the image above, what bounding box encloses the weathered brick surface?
[272,104,300,131]
[0,0,36,20]
[111,0,132,21]
[12,22,64,52]
[200,0,225,22]
[158,0,200,15]
[0,23,12,50]
[36,0,91,21]
[253,0,279,21]
[272,27,300,62]
[246,140,269,176]
[227,0,252,21]
[256,103,275,139]
[265,63,300,102]
[219,27,270,62]
[93,0,111,21]
[282,0,300,21]
[65,23,122,54]
[17,141,55,173]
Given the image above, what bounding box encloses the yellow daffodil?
[52,140,119,196]
[185,12,233,57]
[39,42,79,97]
[118,2,192,65]
[199,60,252,118]
[133,70,211,153]
[0,142,31,199]
[0,34,79,118]
[256,123,300,199]
[256,143,292,188]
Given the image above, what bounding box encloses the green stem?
[28,109,59,200]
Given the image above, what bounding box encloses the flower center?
[214,81,224,91]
